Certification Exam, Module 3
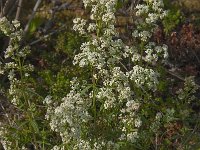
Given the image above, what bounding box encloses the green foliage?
[55,31,87,57]
[116,0,129,9]
[163,0,184,34]
[28,17,45,35]
[163,9,183,34]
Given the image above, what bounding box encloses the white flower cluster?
[128,40,168,65]
[73,18,87,35]
[0,17,14,35]
[118,99,141,143]
[127,65,159,90]
[74,0,117,37]
[0,123,14,150]
[131,0,169,66]
[87,23,96,33]
[136,0,168,24]
[73,37,123,70]
[0,17,25,59]
[134,0,168,46]
[144,42,168,63]
[73,139,120,150]
[51,146,64,150]
[133,30,152,42]
[45,79,92,148]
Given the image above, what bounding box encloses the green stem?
[92,67,97,119]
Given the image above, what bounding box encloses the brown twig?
[166,70,185,81]
[24,0,42,36]
[15,0,23,20]
[29,25,66,46]
[0,0,3,17]
[2,0,15,17]
[7,0,18,17]
[166,69,200,88]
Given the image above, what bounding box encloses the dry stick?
[7,0,18,17]
[30,32,55,46]
[1,0,9,16]
[0,103,12,125]
[15,0,23,20]
[166,70,185,81]
[166,69,200,88]
[29,25,66,46]
[191,49,200,64]
[24,0,41,36]
[2,0,15,17]
[0,0,3,17]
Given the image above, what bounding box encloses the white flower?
[135,118,142,128]
[127,132,138,143]
[126,100,140,113]
[51,145,65,150]
[73,18,87,35]
[44,95,53,105]
[136,4,149,16]
[139,31,151,41]
[102,12,115,23]
[146,13,159,24]
[0,17,14,35]
[127,65,159,89]
[87,23,96,32]
[12,20,20,29]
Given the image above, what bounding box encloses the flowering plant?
[45,0,198,149]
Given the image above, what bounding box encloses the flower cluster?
[0,17,14,35]
[127,65,159,90]
[144,42,168,62]
[0,18,23,59]
[73,18,87,35]
[73,37,124,70]
[46,83,92,142]
[131,0,169,66]
[0,124,12,150]
[74,0,117,37]
[136,0,168,24]
[134,0,168,47]
[177,76,198,101]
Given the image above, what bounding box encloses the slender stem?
[15,0,23,20]
[92,67,97,119]
[24,0,42,36]
[17,57,23,79]
[0,0,3,17]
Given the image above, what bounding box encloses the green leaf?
[29,120,39,134]
[80,84,93,95]
[28,17,44,35]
